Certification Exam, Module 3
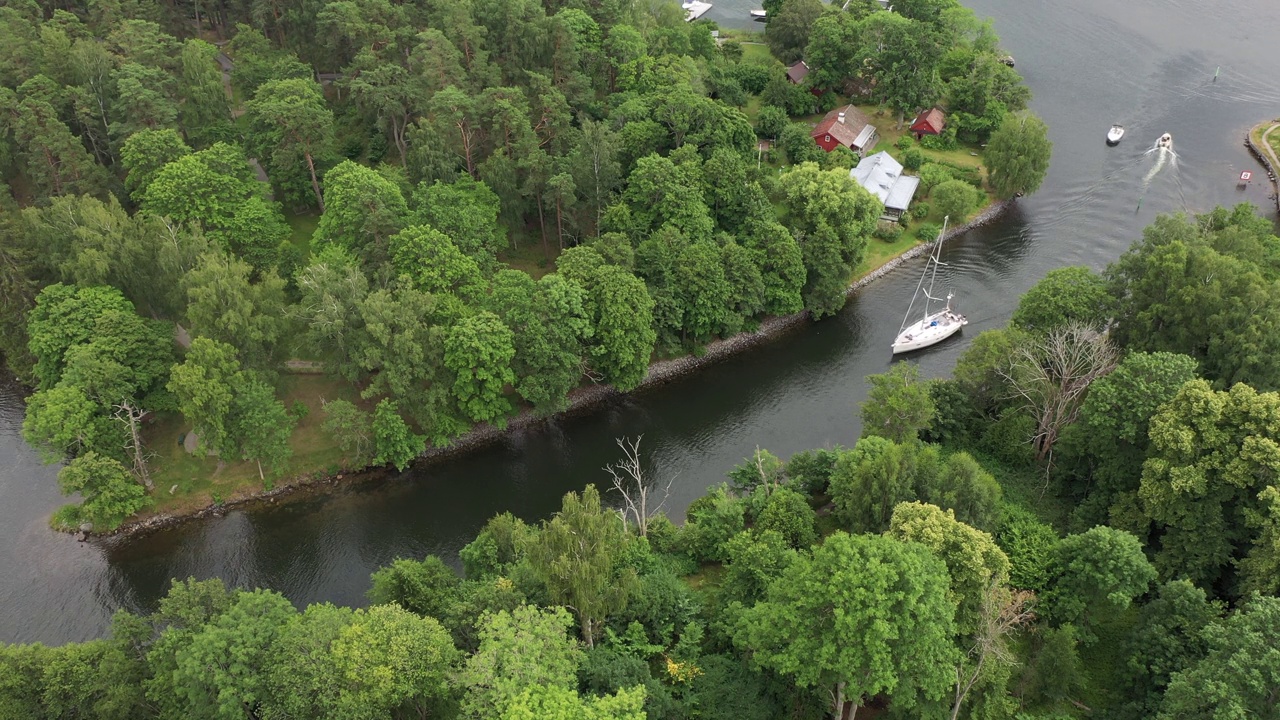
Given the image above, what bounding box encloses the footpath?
[1246,119,1280,213]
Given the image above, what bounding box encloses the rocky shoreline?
[103,198,1015,542]
[1245,121,1280,213]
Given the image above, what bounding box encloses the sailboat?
[891,217,967,354]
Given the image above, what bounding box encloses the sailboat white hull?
[892,309,967,354]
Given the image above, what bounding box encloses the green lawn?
[739,42,776,65]
[498,242,560,279]
[285,211,319,253]
[142,374,369,516]
[853,233,923,280]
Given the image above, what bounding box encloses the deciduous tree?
[861,362,936,443]
[984,111,1052,199]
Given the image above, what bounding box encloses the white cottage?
[850,151,920,221]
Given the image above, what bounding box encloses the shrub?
[685,485,746,562]
[872,222,904,241]
[755,487,818,548]
[903,147,925,170]
[911,202,931,220]
[932,179,981,221]
[895,134,915,151]
[918,163,955,195]
[915,222,941,241]
[920,126,958,150]
[733,62,773,95]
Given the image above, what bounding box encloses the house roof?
[810,105,873,148]
[910,107,946,135]
[786,60,810,84]
[850,151,918,211]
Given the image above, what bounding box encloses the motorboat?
[1157,132,1173,150]
[891,217,968,354]
[682,0,712,21]
[749,8,767,20]
[1106,125,1124,145]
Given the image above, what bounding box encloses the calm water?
[3,0,1279,644]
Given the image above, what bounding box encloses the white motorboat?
[892,217,968,355]
[1106,125,1124,145]
[749,8,767,20]
[1157,132,1172,150]
[682,0,712,21]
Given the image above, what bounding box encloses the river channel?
[2,0,1279,644]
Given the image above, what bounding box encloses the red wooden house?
[810,105,878,154]
[910,108,946,140]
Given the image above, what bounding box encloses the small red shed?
[910,108,946,140]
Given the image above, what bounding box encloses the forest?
[4,203,1280,719]
[0,0,1050,530]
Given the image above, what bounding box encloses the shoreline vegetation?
[104,196,1015,542]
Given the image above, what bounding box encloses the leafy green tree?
[755,486,817,548]
[1106,210,1280,390]
[0,86,110,198]
[778,163,882,317]
[26,283,136,390]
[756,105,789,139]
[673,240,732,343]
[765,0,825,63]
[229,378,295,482]
[261,603,354,720]
[371,399,425,471]
[109,62,179,143]
[855,12,944,125]
[1114,580,1221,720]
[368,555,461,620]
[733,532,958,719]
[413,175,507,262]
[931,179,981,221]
[327,604,458,718]
[56,452,150,531]
[245,77,334,209]
[1062,351,1198,528]
[861,362,936,443]
[777,121,825,164]
[804,13,863,92]
[488,271,591,413]
[313,160,409,264]
[182,251,288,370]
[1011,266,1110,335]
[889,501,1010,635]
[560,257,656,392]
[1046,526,1155,635]
[1158,596,1280,720]
[720,529,799,605]
[120,128,192,202]
[500,684,646,720]
[984,111,1052,198]
[177,39,232,147]
[23,385,117,463]
[742,218,807,316]
[1139,379,1280,592]
[444,312,517,426]
[458,605,585,719]
[525,485,637,646]
[389,224,486,301]
[321,399,374,466]
[168,589,296,719]
[167,337,242,457]
[828,436,917,532]
[994,505,1059,592]
[294,248,370,381]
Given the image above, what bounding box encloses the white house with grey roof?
[850,151,920,221]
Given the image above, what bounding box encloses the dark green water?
[2,0,1278,643]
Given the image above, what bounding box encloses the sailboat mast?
[923,216,949,312]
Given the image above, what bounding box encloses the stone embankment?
[1245,121,1280,213]
[105,199,1015,541]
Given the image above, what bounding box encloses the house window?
[825,135,830,142]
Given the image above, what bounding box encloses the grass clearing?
[739,42,776,65]
[142,374,369,516]
[285,211,319,254]
[852,233,922,280]
[498,242,560,279]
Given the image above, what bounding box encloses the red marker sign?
[1240,171,1252,181]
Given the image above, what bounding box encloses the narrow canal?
[1,0,1277,644]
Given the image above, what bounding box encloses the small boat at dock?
[1106,125,1124,145]
[892,217,967,355]
[750,9,767,20]
[683,0,712,21]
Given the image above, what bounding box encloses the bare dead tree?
[604,435,674,537]
[951,585,1037,720]
[998,323,1119,466]
[113,400,154,491]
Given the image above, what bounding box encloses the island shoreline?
[100,199,1016,543]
